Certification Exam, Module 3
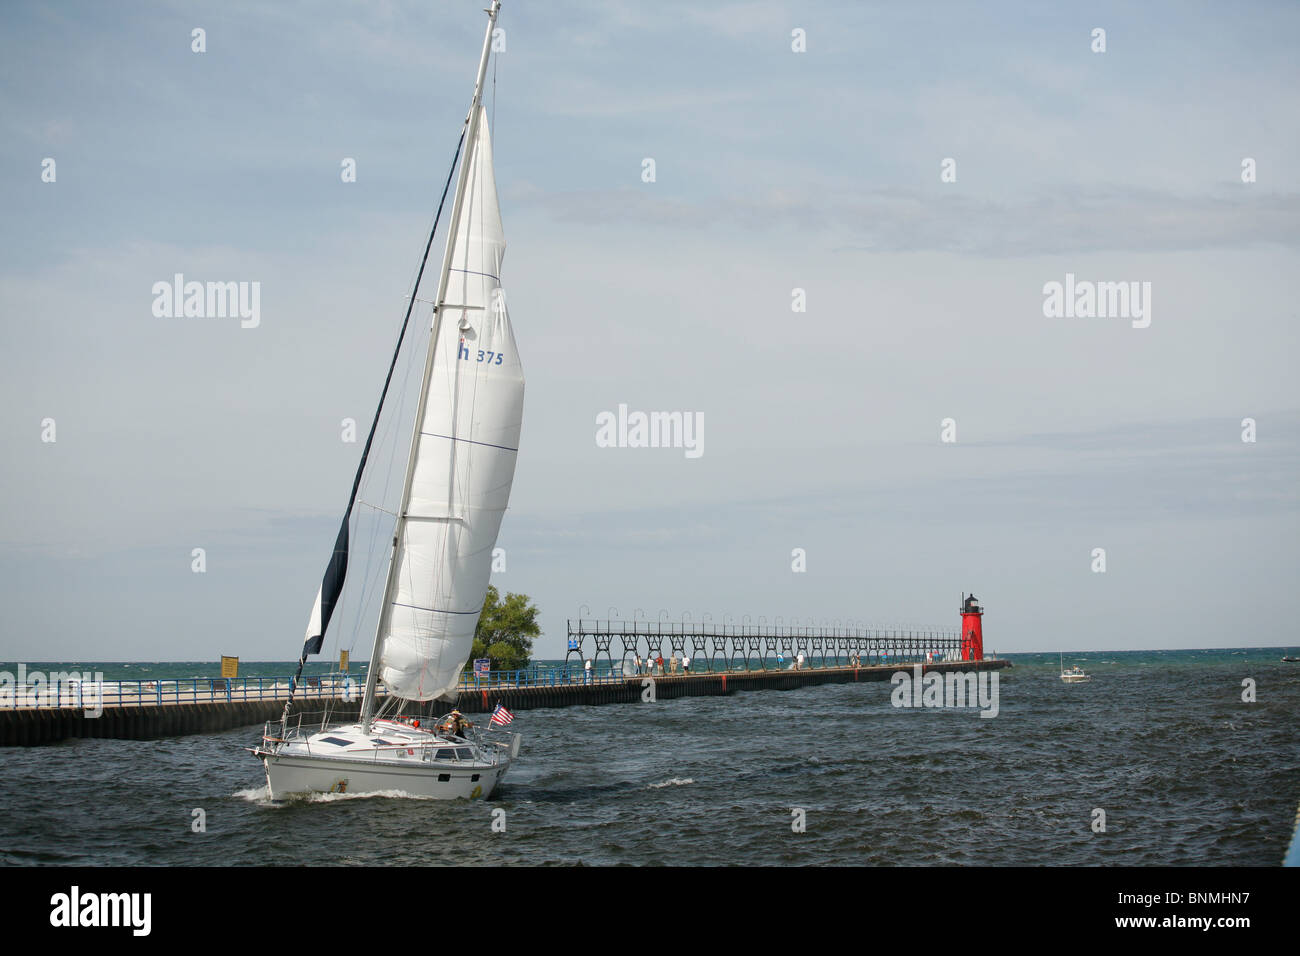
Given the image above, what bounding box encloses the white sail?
[377,108,524,702]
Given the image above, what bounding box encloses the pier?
[0,619,1010,746]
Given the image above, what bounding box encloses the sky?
[1,0,1297,662]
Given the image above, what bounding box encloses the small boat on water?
[1282,656,1299,663]
[1060,653,1091,683]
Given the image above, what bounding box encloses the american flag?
[490,703,514,726]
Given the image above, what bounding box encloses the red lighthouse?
[960,593,984,661]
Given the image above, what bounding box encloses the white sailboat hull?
[254,718,517,801]
[261,750,510,801]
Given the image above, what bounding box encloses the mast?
[360,0,501,730]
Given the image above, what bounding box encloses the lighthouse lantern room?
[960,593,985,661]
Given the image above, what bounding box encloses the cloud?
[511,183,1300,256]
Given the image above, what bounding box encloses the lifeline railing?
[259,715,511,764]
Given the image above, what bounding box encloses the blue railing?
[457,652,960,689]
[460,666,627,688]
[0,674,371,711]
[2,652,979,711]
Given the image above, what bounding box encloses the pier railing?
[562,618,964,672]
[459,666,627,688]
[5,650,992,712]
[0,674,373,711]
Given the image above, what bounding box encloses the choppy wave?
[3,650,1298,866]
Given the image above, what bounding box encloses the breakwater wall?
[0,659,1009,746]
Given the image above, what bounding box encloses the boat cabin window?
[434,749,455,760]
[372,738,392,746]
[455,748,472,760]
[321,737,351,747]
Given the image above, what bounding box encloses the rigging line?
[350,299,427,651]
[282,128,467,724]
[438,164,494,664]
[341,124,466,536]
[356,499,400,518]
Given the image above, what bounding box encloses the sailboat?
[252,1,522,800]
[1059,652,1091,684]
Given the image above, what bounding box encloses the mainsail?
[293,1,517,718]
[377,108,524,702]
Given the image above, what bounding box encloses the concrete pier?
[0,658,1009,746]
[0,699,342,747]
[455,658,1008,713]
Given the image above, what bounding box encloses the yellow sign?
[339,650,349,672]
[220,656,239,679]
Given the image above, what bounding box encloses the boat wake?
[306,788,441,803]
[233,784,443,804]
[233,780,452,806]
[647,777,695,789]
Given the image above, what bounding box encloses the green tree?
[467,586,540,671]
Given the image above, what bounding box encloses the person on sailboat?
[446,710,472,738]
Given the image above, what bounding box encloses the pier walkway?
[0,657,1010,746]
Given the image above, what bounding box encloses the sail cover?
[378,108,524,701]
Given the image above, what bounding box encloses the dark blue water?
[1,649,1297,865]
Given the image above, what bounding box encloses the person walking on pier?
[796,651,806,671]
[655,654,664,675]
[584,658,592,684]
[682,655,691,674]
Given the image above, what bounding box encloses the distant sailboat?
[252,1,522,800]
